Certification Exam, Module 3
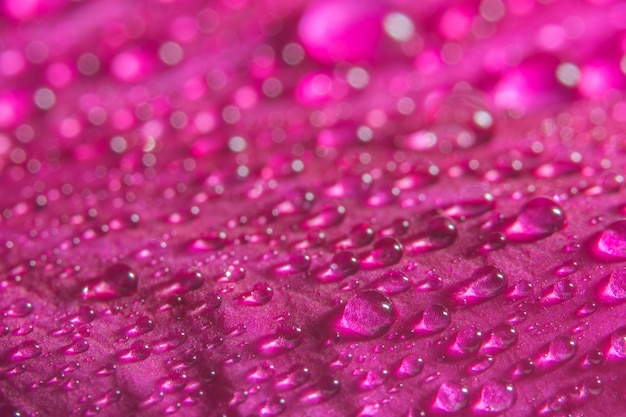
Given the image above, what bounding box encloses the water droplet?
[358,369,388,391]
[453,265,507,306]
[82,263,138,301]
[239,283,273,306]
[536,336,577,369]
[373,270,411,295]
[504,197,565,242]
[65,338,89,355]
[317,251,359,282]
[189,231,227,252]
[4,299,33,317]
[405,216,457,253]
[360,238,404,269]
[414,304,451,336]
[511,358,535,379]
[416,271,443,292]
[299,375,341,405]
[125,316,155,338]
[395,354,424,378]
[431,381,469,413]
[581,348,604,367]
[159,271,203,297]
[335,223,374,249]
[273,188,315,215]
[70,306,96,324]
[117,340,151,363]
[6,340,41,362]
[506,280,533,301]
[339,290,396,339]
[274,252,311,275]
[448,325,483,358]
[608,326,626,360]
[217,265,246,282]
[258,395,286,417]
[258,323,303,356]
[599,267,626,303]
[590,219,626,261]
[467,355,494,375]
[247,362,276,383]
[553,260,578,277]
[441,194,495,220]
[473,380,516,414]
[275,365,311,391]
[541,279,575,305]
[301,205,346,229]
[481,324,518,354]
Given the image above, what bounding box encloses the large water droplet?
[541,279,575,305]
[431,381,469,413]
[473,380,516,414]
[481,324,518,354]
[413,304,451,336]
[4,299,33,317]
[453,265,507,306]
[360,237,404,269]
[590,220,626,261]
[82,263,138,301]
[405,216,457,253]
[339,290,396,339]
[447,325,483,358]
[504,197,565,242]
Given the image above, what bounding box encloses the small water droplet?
[441,194,495,220]
[299,375,340,405]
[82,263,138,301]
[541,279,575,305]
[6,340,41,362]
[506,280,533,301]
[504,197,565,242]
[336,223,374,249]
[125,316,155,338]
[258,395,286,417]
[360,238,404,269]
[189,231,227,252]
[217,265,246,282]
[379,218,411,237]
[599,267,626,303]
[373,270,411,295]
[159,271,203,297]
[395,354,424,378]
[4,299,33,317]
[454,265,507,306]
[431,381,469,413]
[275,365,311,391]
[317,251,359,282]
[536,336,577,369]
[65,338,89,355]
[416,271,443,292]
[467,355,494,375]
[473,380,516,414]
[511,358,534,379]
[481,324,518,354]
[358,369,388,391]
[258,323,303,356]
[339,290,396,339]
[553,260,578,277]
[301,205,346,229]
[274,252,311,275]
[247,362,276,383]
[239,283,273,306]
[413,304,451,336]
[405,216,457,253]
[117,340,151,363]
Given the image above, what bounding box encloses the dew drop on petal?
[299,375,341,405]
[7,340,42,362]
[473,380,516,414]
[590,220,626,261]
[431,381,469,413]
[317,251,359,282]
[275,365,311,391]
[373,270,411,295]
[599,267,626,303]
[504,197,565,242]
[395,354,424,378]
[413,304,451,336]
[82,263,138,301]
[117,341,151,363]
[406,216,457,253]
[608,326,626,360]
[4,299,33,317]
[454,265,507,306]
[360,237,404,269]
[536,336,577,368]
[339,290,396,339]
[481,324,518,354]
[239,283,273,306]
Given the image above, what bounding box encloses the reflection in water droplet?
[431,381,469,413]
[360,237,404,269]
[82,263,138,301]
[414,304,451,336]
[473,380,516,414]
[405,216,457,253]
[504,197,565,242]
[454,265,507,306]
[339,290,396,339]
